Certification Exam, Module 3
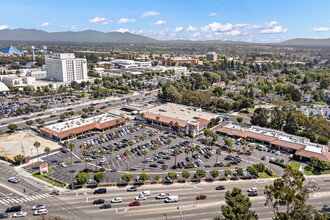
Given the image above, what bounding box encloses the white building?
[45,53,88,82]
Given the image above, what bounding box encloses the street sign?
[39,163,48,175]
[25,157,30,163]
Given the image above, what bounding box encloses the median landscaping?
[32,169,66,187]
[289,161,301,170]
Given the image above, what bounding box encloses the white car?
[156,193,169,199]
[32,204,46,210]
[111,198,123,203]
[275,151,280,155]
[8,177,20,183]
[60,163,67,168]
[135,195,146,200]
[100,157,106,163]
[34,208,48,216]
[247,187,258,192]
[12,212,27,218]
[145,158,153,162]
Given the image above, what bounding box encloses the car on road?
[129,201,140,206]
[127,186,138,192]
[50,190,61,195]
[305,188,314,193]
[100,204,111,209]
[12,212,27,218]
[32,204,46,210]
[111,198,123,203]
[93,188,107,194]
[33,209,48,216]
[93,199,105,205]
[248,191,258,197]
[8,177,20,183]
[1,122,8,125]
[320,205,330,213]
[5,206,21,213]
[0,213,8,219]
[216,186,226,190]
[196,195,207,200]
[135,195,146,200]
[155,193,169,199]
[247,187,258,192]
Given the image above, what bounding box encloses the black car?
[157,160,165,164]
[100,204,111,209]
[5,206,21,213]
[93,188,107,194]
[149,164,158,168]
[61,148,70,153]
[161,165,168,170]
[0,213,8,219]
[93,199,105,204]
[216,186,226,190]
[127,186,138,192]
[163,156,171,160]
[137,151,142,156]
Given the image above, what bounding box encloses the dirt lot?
[0,130,61,160]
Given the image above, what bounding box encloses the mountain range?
[0,28,329,47]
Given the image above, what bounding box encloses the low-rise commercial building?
[40,113,125,141]
[138,103,220,137]
[217,124,330,162]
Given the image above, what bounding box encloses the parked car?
[5,206,21,213]
[12,211,27,218]
[33,209,48,216]
[32,204,46,210]
[0,213,8,219]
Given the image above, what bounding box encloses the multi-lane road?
[1,160,329,220]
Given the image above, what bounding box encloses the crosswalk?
[0,193,51,204]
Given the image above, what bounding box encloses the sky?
[1,0,330,42]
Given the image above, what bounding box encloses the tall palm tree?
[44,147,51,168]
[174,122,179,131]
[158,125,164,135]
[108,146,114,163]
[115,119,120,127]
[184,147,190,158]
[82,149,88,169]
[141,124,146,135]
[216,148,222,163]
[99,149,106,167]
[155,116,160,126]
[169,121,174,130]
[93,150,100,168]
[153,144,159,154]
[68,142,75,164]
[129,127,134,140]
[33,141,41,161]
[173,147,180,168]
[142,149,148,170]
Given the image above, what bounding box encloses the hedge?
[269,160,288,169]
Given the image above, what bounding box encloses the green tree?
[210,169,219,179]
[283,111,300,135]
[33,141,41,161]
[235,167,244,176]
[224,169,232,176]
[173,147,180,168]
[246,165,259,177]
[317,136,329,145]
[216,148,222,163]
[251,108,268,127]
[44,147,51,165]
[236,117,243,124]
[196,169,206,178]
[139,173,149,181]
[68,142,75,164]
[221,187,256,220]
[182,170,190,179]
[7,124,18,132]
[224,138,234,148]
[264,167,318,219]
[142,149,149,170]
[270,107,286,130]
[82,149,89,169]
[122,173,134,182]
[167,172,178,180]
[25,120,34,127]
[94,172,105,183]
[13,155,25,165]
[75,172,89,184]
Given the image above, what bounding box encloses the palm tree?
[153,144,159,154]
[174,122,179,131]
[115,119,120,127]
[142,149,148,170]
[115,131,120,138]
[158,125,164,135]
[44,147,51,167]
[33,141,41,161]
[140,124,146,134]
[195,145,201,153]
[139,135,145,142]
[155,116,160,126]
[82,149,88,169]
[216,148,222,163]
[68,142,75,164]
[169,121,174,130]
[129,127,134,140]
[184,147,190,158]
[173,147,180,168]
[93,150,100,168]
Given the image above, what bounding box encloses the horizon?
[1,0,330,43]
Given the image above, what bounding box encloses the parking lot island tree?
[121,173,134,183]
[173,147,180,168]
[138,173,149,182]
[220,187,257,220]
[7,124,18,132]
[25,120,33,127]
[216,148,222,163]
[94,172,105,183]
[224,169,232,177]
[82,149,88,169]
[142,149,149,170]
[196,169,207,178]
[182,170,190,179]
[68,142,75,164]
[210,169,219,180]
[167,172,178,180]
[75,172,89,185]
[13,154,25,165]
[154,174,161,182]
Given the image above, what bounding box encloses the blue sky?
[1,0,330,42]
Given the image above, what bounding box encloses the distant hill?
[0,29,160,44]
[276,38,330,47]
[0,29,329,47]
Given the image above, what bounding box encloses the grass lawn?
[247,108,256,112]
[75,92,91,97]
[32,169,65,188]
[289,161,301,170]
[304,166,330,175]
[259,170,280,178]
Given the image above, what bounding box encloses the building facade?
[206,52,218,61]
[45,53,88,82]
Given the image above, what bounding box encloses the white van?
[140,191,150,196]
[165,195,179,203]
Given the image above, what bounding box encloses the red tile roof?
[245,131,278,143]
[40,117,125,139]
[217,127,248,138]
[196,118,210,128]
[143,112,187,127]
[296,147,330,162]
[270,139,304,151]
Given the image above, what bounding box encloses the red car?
[196,195,207,200]
[129,201,141,206]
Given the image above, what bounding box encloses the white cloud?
[89,17,111,25]
[260,25,288,34]
[141,11,160,17]
[216,30,243,36]
[312,27,330,32]
[114,28,129,33]
[151,20,166,25]
[201,22,233,32]
[265,21,278,27]
[209,12,217,16]
[0,25,9,30]
[186,25,198,31]
[174,27,184,32]
[41,22,50,27]
[118,18,136,24]
[61,25,79,30]
[192,32,201,37]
